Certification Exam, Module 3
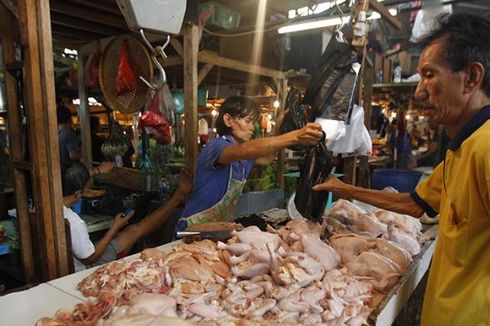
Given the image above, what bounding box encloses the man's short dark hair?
[57,106,72,124]
[419,13,490,97]
[216,96,259,135]
[62,162,90,196]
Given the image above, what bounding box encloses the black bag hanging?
[280,88,307,133]
[302,33,356,121]
[294,134,334,222]
[279,87,308,151]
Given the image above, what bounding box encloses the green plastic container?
[200,1,241,30]
[171,88,208,114]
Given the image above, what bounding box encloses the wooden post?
[276,78,288,190]
[358,63,374,188]
[0,2,35,282]
[77,51,92,168]
[183,23,199,176]
[38,0,69,277]
[17,0,68,279]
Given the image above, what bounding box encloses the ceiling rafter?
[50,0,127,29]
[50,12,126,36]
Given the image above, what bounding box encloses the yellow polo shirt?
[412,106,490,325]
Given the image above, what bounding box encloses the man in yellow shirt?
[314,13,490,325]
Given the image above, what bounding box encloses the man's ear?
[464,62,485,94]
[223,113,233,128]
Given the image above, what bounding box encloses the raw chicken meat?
[326,200,387,237]
[330,234,376,264]
[301,233,340,271]
[375,238,412,271]
[346,251,401,292]
[386,223,421,256]
[375,210,422,239]
[127,293,177,317]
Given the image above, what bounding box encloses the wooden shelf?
[373,82,418,89]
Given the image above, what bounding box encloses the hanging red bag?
[84,40,101,89]
[139,92,172,144]
[116,39,137,96]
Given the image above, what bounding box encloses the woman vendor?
[176,96,323,232]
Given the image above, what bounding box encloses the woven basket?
[99,36,153,114]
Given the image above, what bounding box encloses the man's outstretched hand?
[313,176,352,199]
[175,169,193,201]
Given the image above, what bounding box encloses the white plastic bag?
[410,0,452,43]
[315,105,372,155]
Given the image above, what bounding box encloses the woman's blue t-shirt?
[182,135,255,218]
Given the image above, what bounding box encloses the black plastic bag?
[302,34,356,121]
[294,135,334,222]
[280,87,308,151]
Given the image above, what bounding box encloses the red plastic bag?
[84,40,101,89]
[139,92,172,144]
[116,40,137,96]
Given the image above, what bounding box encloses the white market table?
[0,283,82,325]
[0,236,435,325]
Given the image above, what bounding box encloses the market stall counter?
[0,205,437,325]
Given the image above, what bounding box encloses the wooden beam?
[199,50,286,80]
[198,63,214,86]
[67,0,121,15]
[170,38,183,58]
[50,1,127,29]
[0,0,16,18]
[51,12,126,36]
[51,24,107,40]
[0,3,35,283]
[369,0,402,30]
[18,0,68,280]
[162,52,286,81]
[183,23,200,176]
[161,55,183,67]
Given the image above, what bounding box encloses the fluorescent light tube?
[278,15,350,34]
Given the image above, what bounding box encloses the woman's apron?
[175,164,246,232]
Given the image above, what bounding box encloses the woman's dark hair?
[62,162,90,196]
[419,13,490,96]
[215,96,259,135]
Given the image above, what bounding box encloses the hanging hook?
[139,29,155,55]
[138,29,169,91]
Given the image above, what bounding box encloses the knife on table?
[176,230,233,240]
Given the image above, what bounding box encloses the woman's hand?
[295,123,324,146]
